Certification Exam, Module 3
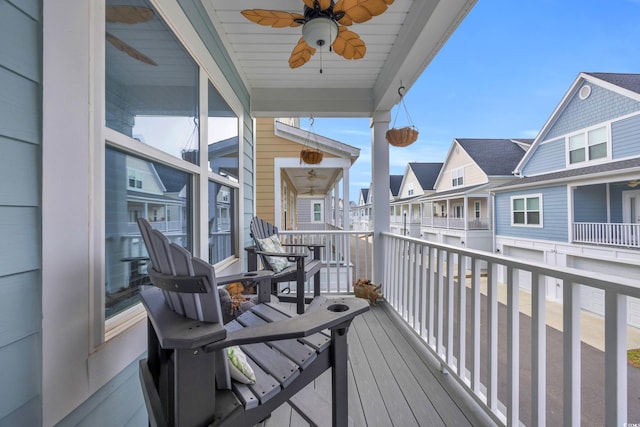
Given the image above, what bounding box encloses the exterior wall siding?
[545,82,640,141]
[495,185,568,242]
[573,184,607,222]
[612,113,640,159]
[435,144,485,192]
[0,0,42,425]
[521,138,565,176]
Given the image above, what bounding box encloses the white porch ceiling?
[201,0,476,117]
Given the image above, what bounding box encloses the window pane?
[105,147,192,318]
[588,127,607,146]
[526,197,539,210]
[527,212,540,225]
[207,81,239,180]
[208,181,236,264]
[513,198,524,210]
[570,148,585,164]
[105,0,200,165]
[513,212,525,224]
[569,134,585,150]
[589,142,607,160]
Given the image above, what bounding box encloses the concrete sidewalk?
[488,281,640,351]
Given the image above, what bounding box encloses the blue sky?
[306,0,640,202]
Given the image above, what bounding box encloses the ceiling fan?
[241,0,394,69]
[106,5,157,66]
[295,169,328,181]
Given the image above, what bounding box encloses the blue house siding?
[573,184,607,222]
[0,0,42,425]
[57,356,146,427]
[545,82,640,141]
[495,186,568,242]
[521,138,565,176]
[612,113,640,159]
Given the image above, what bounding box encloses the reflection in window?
[105,0,199,165]
[105,147,192,318]
[209,180,236,264]
[208,81,239,180]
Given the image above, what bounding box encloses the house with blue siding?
[494,72,640,326]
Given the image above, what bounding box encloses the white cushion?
[226,346,256,384]
[256,235,291,273]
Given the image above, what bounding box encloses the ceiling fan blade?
[332,27,366,60]
[334,0,394,26]
[303,0,332,11]
[106,33,157,66]
[289,38,316,68]
[106,6,154,24]
[241,9,305,28]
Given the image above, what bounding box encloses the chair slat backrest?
[249,216,282,272]
[137,218,231,389]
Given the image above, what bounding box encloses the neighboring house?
[390,174,403,200]
[390,162,443,237]
[352,187,372,231]
[494,72,640,326]
[254,118,360,231]
[420,139,530,250]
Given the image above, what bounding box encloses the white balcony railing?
[573,222,640,248]
[421,217,490,230]
[381,232,639,426]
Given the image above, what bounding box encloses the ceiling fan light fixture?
[302,17,338,50]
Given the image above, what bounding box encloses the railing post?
[506,266,520,426]
[531,273,546,427]
[487,262,498,412]
[563,280,581,427]
[604,290,627,427]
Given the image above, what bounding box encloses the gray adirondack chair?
[136,218,368,427]
[246,216,323,314]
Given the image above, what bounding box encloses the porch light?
[302,17,338,50]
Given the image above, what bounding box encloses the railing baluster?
[446,250,455,367]
[506,266,520,426]
[457,254,466,380]
[487,262,498,411]
[428,246,436,348]
[420,245,428,339]
[604,290,627,427]
[471,256,481,395]
[563,280,581,427]
[407,242,415,325]
[413,244,421,332]
[437,248,445,357]
[531,272,546,427]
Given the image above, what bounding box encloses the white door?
[622,189,640,245]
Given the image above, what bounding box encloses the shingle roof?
[408,162,442,191]
[390,175,403,196]
[360,188,369,202]
[456,139,530,176]
[585,72,640,95]
[154,163,187,193]
[496,157,640,190]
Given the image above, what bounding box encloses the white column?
[343,167,350,230]
[371,111,390,284]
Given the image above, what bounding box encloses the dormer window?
[568,126,608,165]
[452,168,464,187]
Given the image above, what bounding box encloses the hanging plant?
[300,116,324,164]
[386,84,419,147]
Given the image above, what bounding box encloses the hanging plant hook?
[386,81,419,147]
[397,83,406,98]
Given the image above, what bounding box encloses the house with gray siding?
[494,72,640,326]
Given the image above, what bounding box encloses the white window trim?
[510,194,543,228]
[312,200,325,223]
[565,123,611,168]
[452,168,464,187]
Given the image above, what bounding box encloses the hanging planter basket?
[386,126,418,147]
[386,84,419,147]
[300,117,324,164]
[300,148,323,164]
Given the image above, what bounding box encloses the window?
[474,201,481,219]
[407,183,414,196]
[209,181,236,265]
[511,195,542,226]
[452,168,464,187]
[312,201,324,222]
[568,126,607,165]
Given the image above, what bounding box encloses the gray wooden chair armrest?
[205,297,369,351]
[254,249,308,263]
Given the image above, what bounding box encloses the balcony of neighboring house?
[390,199,422,237]
[421,194,491,232]
[571,180,640,249]
[272,228,640,427]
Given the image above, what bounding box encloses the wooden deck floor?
[260,300,495,427]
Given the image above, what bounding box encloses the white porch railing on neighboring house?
[422,217,490,230]
[280,229,374,293]
[573,222,640,248]
[381,232,639,427]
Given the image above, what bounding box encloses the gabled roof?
[390,175,403,197]
[496,157,640,191]
[408,162,443,191]
[456,138,530,176]
[515,72,640,173]
[360,188,369,204]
